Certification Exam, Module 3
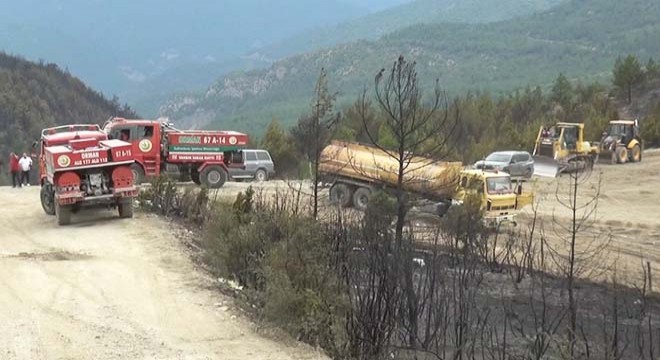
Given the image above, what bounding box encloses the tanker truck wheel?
[40,184,56,216]
[118,200,134,219]
[200,165,227,189]
[329,183,352,208]
[55,203,72,226]
[352,187,371,211]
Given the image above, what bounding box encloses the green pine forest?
[261,55,660,178]
[0,53,135,182]
[161,0,660,136]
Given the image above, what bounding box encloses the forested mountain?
[263,0,565,58]
[160,0,660,134]
[129,0,560,117]
[0,52,135,179]
[0,0,371,97]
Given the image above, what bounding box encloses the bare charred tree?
[343,192,401,359]
[440,196,487,360]
[547,166,611,357]
[291,68,339,219]
[356,56,459,349]
[503,199,543,284]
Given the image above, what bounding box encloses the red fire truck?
[103,117,249,188]
[38,124,138,225]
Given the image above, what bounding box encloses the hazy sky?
[343,0,413,11]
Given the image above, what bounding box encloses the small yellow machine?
[532,122,599,177]
[597,120,643,164]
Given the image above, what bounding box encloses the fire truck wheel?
[118,200,134,218]
[200,165,227,189]
[254,169,268,182]
[55,203,72,226]
[130,163,145,185]
[40,184,55,216]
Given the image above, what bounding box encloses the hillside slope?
[263,0,565,58]
[130,0,561,117]
[160,0,660,134]
[0,0,369,96]
[0,52,135,179]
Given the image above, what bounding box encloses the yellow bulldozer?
[595,120,643,164]
[532,122,599,177]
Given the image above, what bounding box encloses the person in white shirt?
[18,153,32,186]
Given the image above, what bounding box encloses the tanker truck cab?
[103,117,249,188]
[454,170,532,226]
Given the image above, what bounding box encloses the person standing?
[9,152,20,187]
[18,153,32,186]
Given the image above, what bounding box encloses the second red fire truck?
[103,117,249,188]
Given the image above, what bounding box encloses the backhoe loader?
[596,120,643,164]
[532,122,599,177]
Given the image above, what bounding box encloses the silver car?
[474,151,534,178]
[228,149,275,182]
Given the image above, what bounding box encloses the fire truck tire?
[329,183,352,208]
[200,165,227,189]
[352,187,371,211]
[55,203,72,226]
[40,184,55,216]
[130,163,145,185]
[118,200,134,218]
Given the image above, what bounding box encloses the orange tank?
[319,141,463,199]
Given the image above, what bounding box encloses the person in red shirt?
[9,152,20,188]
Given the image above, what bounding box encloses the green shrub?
[643,103,660,146]
[204,207,266,290]
[202,188,348,356]
[263,215,347,355]
[138,175,211,224]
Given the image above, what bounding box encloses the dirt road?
[529,149,660,282]
[0,187,325,359]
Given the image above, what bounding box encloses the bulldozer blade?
[533,156,560,178]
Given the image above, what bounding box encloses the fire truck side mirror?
[31,141,38,149]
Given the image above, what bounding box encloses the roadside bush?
[203,206,266,290]
[203,187,348,356]
[138,175,211,224]
[263,215,347,354]
[138,175,178,215]
[643,102,660,146]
